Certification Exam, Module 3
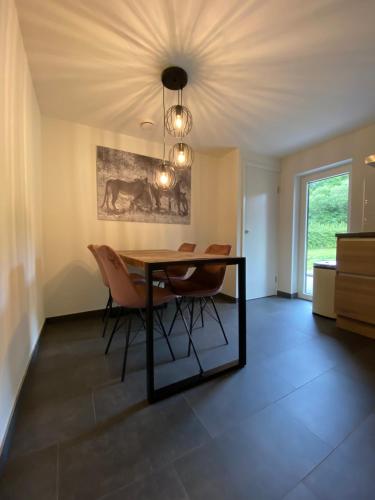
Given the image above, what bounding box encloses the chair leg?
[167,298,181,336]
[199,298,204,328]
[171,298,203,374]
[155,310,175,361]
[121,314,132,382]
[209,297,229,345]
[185,298,204,374]
[102,295,113,337]
[102,291,111,322]
[188,298,195,357]
[102,297,109,322]
[105,307,122,354]
[176,298,192,336]
[137,309,146,328]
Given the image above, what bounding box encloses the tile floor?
[0,297,374,500]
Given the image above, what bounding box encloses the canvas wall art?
[96,146,191,224]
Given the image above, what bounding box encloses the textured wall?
[0,0,44,450]
[41,116,242,317]
[279,123,375,294]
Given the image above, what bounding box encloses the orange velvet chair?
[96,245,177,382]
[153,242,196,283]
[168,244,232,356]
[87,244,143,337]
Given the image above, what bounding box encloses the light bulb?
[159,171,169,186]
[175,114,182,129]
[177,150,185,164]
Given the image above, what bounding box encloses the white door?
[244,166,279,300]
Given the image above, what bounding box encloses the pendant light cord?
[179,88,183,140]
[162,86,166,165]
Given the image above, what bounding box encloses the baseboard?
[45,304,167,323]
[46,308,106,323]
[277,290,298,299]
[0,320,46,473]
[217,293,238,303]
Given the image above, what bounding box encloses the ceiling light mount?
[161,66,188,91]
[365,154,375,167]
[140,120,154,130]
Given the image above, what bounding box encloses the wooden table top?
[118,249,239,269]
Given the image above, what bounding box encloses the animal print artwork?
[96,146,191,224]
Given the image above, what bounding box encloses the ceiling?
[16,0,375,157]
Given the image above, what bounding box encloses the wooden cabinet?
[336,238,375,276]
[335,234,375,339]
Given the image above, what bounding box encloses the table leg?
[147,258,246,403]
[145,264,154,402]
[238,258,247,367]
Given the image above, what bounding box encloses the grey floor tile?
[184,361,295,437]
[262,337,343,388]
[59,396,209,500]
[334,343,375,387]
[59,417,153,500]
[93,371,147,422]
[282,482,319,500]
[10,390,95,458]
[176,403,332,500]
[0,445,57,500]
[4,296,373,500]
[304,412,375,500]
[277,368,375,447]
[101,466,189,500]
[248,316,311,358]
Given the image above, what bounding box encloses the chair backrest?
[163,242,197,278]
[178,242,196,253]
[190,244,232,292]
[96,245,143,308]
[88,244,109,288]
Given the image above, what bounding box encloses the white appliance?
[312,261,337,319]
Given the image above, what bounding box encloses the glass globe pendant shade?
[165,104,192,137]
[153,162,176,190]
[169,142,194,168]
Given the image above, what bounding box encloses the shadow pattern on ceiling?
[15,0,375,156]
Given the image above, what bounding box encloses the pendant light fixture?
[154,66,194,189]
[365,154,375,167]
[165,91,192,137]
[169,142,194,168]
[153,84,176,190]
[162,66,194,169]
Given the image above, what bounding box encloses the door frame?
[298,164,352,300]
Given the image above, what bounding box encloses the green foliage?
[308,174,349,225]
[307,221,347,250]
[306,247,336,273]
[307,174,349,250]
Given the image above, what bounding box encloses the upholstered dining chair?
[87,244,144,337]
[168,244,232,360]
[96,245,179,382]
[153,242,196,284]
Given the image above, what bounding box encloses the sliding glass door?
[298,166,350,299]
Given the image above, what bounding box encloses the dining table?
[118,249,246,403]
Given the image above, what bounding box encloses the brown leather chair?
[87,244,144,337]
[153,242,196,283]
[96,245,177,382]
[168,244,232,356]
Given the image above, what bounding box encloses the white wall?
[0,0,44,451]
[41,117,242,317]
[279,123,375,294]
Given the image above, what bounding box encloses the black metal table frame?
[145,256,246,403]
